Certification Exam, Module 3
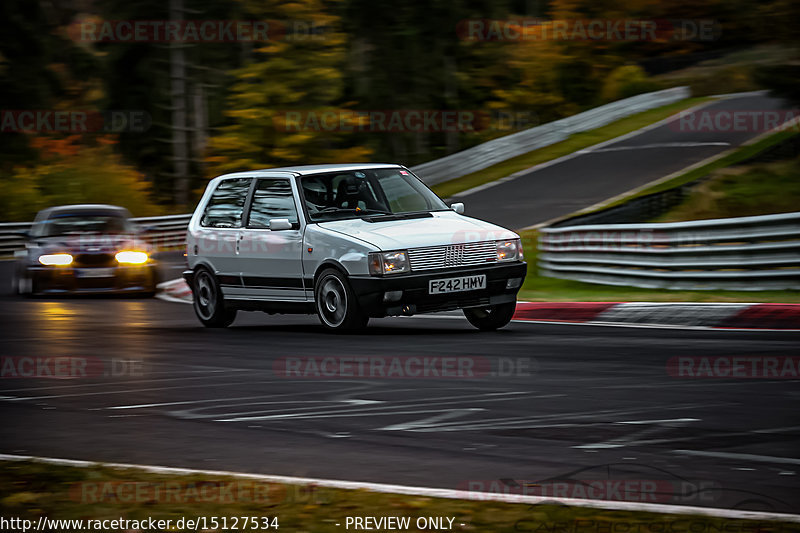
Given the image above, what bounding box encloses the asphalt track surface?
[1,289,799,513]
[2,93,799,515]
[457,92,793,229]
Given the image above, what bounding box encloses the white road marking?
[523,108,799,230]
[575,418,700,450]
[379,408,485,431]
[386,402,718,433]
[213,392,553,423]
[2,380,280,401]
[617,418,701,425]
[452,98,720,200]
[0,453,797,523]
[576,141,730,154]
[0,370,253,394]
[672,450,800,466]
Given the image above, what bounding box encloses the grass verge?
[517,230,800,303]
[653,154,800,222]
[431,97,711,199]
[1,460,796,533]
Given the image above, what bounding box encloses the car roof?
[35,204,131,220]
[215,163,404,180]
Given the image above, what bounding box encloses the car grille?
[407,241,497,271]
[73,253,116,268]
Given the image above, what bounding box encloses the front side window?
[247,179,299,228]
[300,168,448,222]
[201,178,251,228]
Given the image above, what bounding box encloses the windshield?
[37,213,133,237]
[300,168,448,222]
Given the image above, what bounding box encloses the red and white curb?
[513,302,800,330]
[156,278,193,304]
[1,454,798,523]
[155,279,800,330]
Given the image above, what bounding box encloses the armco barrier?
[0,214,192,257]
[538,212,800,291]
[411,86,690,186]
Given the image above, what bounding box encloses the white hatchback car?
[184,164,526,331]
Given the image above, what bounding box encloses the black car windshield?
[300,168,448,222]
[38,213,133,237]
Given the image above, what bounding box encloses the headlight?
[38,253,73,266]
[496,239,523,262]
[115,251,149,265]
[368,251,409,276]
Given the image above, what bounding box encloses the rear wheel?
[314,268,368,332]
[192,268,237,328]
[463,302,516,331]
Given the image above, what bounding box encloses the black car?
[13,204,157,296]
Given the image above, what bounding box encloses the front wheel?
[192,268,237,328]
[463,302,516,331]
[314,268,368,332]
[13,265,33,297]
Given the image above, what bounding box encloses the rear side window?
[200,178,251,228]
[248,179,299,228]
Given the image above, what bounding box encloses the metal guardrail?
[538,212,800,290]
[411,86,691,186]
[0,214,192,257]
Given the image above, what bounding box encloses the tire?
[192,268,237,328]
[13,265,33,297]
[314,268,368,332]
[463,302,516,331]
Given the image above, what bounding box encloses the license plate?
[429,274,486,295]
[76,268,115,278]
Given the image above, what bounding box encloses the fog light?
[383,290,403,303]
[506,277,522,289]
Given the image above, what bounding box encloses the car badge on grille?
[444,244,465,266]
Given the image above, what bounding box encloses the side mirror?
[450,202,465,215]
[268,218,293,231]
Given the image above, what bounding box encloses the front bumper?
[349,262,527,317]
[27,264,156,295]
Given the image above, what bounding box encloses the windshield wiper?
[361,211,434,223]
[312,207,392,220]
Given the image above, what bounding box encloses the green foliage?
[2,0,799,213]
[206,0,372,176]
[0,138,160,222]
[600,65,659,102]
